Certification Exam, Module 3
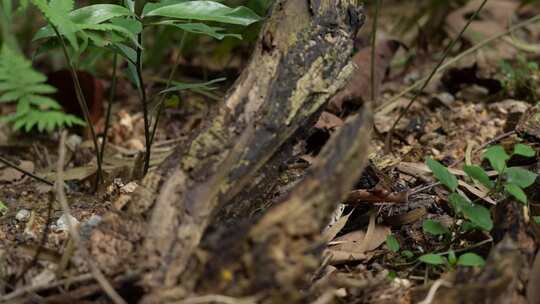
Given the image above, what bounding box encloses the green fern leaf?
[0,45,85,132]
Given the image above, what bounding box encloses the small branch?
[0,273,94,302]
[0,155,53,186]
[384,0,488,153]
[51,25,103,187]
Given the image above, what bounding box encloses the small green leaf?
[462,203,493,231]
[449,193,469,213]
[426,158,458,191]
[463,165,494,188]
[448,250,457,266]
[161,22,242,40]
[0,200,7,215]
[533,216,540,225]
[457,253,486,267]
[505,167,537,188]
[513,143,536,157]
[505,183,528,204]
[419,254,446,265]
[401,250,414,259]
[422,219,450,236]
[450,194,493,231]
[483,145,510,173]
[142,1,261,26]
[385,235,400,253]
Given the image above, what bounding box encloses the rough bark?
[88,0,366,301]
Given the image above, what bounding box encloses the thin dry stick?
[0,155,53,186]
[376,13,540,115]
[55,131,127,304]
[384,0,488,153]
[0,273,94,302]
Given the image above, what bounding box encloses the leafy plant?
[419,251,485,268]
[499,55,539,102]
[19,0,261,182]
[426,143,537,233]
[0,45,84,132]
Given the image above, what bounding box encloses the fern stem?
[384,0,488,153]
[136,32,151,176]
[51,25,103,187]
[99,53,118,161]
[149,30,188,145]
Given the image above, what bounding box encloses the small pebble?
[15,209,31,222]
[54,214,79,233]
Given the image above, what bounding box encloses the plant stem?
[99,53,118,160]
[136,31,151,175]
[51,25,103,186]
[384,0,488,153]
[370,0,381,104]
[149,30,188,145]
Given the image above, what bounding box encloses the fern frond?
[0,45,85,132]
[30,0,79,50]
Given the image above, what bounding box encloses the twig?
[376,13,540,115]
[384,0,488,153]
[0,155,53,186]
[55,131,127,304]
[51,25,103,188]
[417,279,452,304]
[100,53,118,161]
[174,295,257,304]
[0,273,93,302]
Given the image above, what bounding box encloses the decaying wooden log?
[87,0,367,302]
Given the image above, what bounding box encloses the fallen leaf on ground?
[329,40,401,112]
[0,160,34,182]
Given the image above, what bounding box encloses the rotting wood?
[87,0,366,301]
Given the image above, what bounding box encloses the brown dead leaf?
[323,211,352,243]
[329,225,390,253]
[0,160,34,182]
[446,0,519,42]
[328,40,401,112]
[315,111,344,130]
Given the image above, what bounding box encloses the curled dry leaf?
[0,160,34,182]
[328,40,401,112]
[326,225,391,264]
[446,0,519,42]
[315,111,344,130]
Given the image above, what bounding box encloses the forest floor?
[1,0,540,303]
